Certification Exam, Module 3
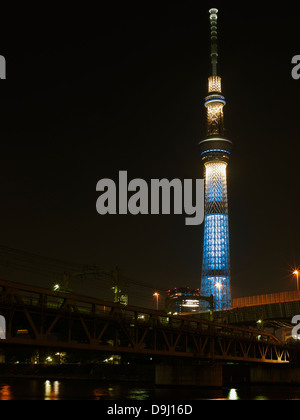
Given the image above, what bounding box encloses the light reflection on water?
[0,384,12,400]
[44,380,60,400]
[228,388,239,400]
[0,380,299,400]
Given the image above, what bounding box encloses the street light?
[153,292,160,310]
[293,271,299,291]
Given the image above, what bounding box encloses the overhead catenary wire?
[0,244,169,308]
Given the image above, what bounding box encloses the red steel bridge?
[0,279,293,364]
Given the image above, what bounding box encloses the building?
[199,9,232,311]
[166,287,201,314]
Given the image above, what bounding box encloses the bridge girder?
[0,279,293,364]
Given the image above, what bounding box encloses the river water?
[0,378,300,400]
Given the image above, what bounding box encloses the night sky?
[0,1,299,307]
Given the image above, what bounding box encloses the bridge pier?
[155,363,300,387]
[250,365,300,385]
[155,363,223,387]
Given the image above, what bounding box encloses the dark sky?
[0,1,299,306]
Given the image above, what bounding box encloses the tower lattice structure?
[199,9,233,311]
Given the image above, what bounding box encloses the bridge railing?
[233,290,300,308]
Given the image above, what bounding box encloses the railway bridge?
[0,280,293,365]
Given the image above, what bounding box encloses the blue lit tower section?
[199,9,233,310]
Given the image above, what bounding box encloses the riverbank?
[2,362,300,388]
[0,362,156,382]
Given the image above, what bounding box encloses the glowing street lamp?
[153,292,160,310]
[293,271,299,291]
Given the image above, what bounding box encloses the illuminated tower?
[199,8,232,310]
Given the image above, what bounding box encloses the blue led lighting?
[200,161,231,311]
[201,212,231,310]
[202,214,229,270]
[201,149,231,156]
[204,97,226,107]
[207,178,226,202]
[201,275,231,311]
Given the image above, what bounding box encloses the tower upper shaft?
[199,8,232,163]
[209,8,219,77]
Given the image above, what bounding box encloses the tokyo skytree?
[199,8,233,311]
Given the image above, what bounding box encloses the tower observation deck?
[199,9,232,311]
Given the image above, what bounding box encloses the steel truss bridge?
[0,280,293,364]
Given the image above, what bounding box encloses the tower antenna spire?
[209,8,219,77]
